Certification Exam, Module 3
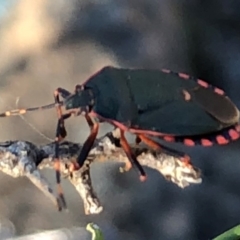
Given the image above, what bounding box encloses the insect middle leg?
[76,115,99,167]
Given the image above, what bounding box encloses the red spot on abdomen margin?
[183,139,195,146]
[216,135,229,145]
[228,129,239,140]
[201,139,213,146]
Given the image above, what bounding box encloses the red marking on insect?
[163,136,175,142]
[161,69,171,73]
[178,72,190,80]
[182,90,191,101]
[228,129,239,140]
[129,125,170,136]
[201,139,213,146]
[140,175,147,182]
[216,135,229,144]
[89,111,168,136]
[197,79,209,88]
[235,125,240,132]
[214,87,225,95]
[184,139,195,146]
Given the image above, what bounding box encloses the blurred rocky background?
[0,0,240,239]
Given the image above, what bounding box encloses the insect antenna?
[0,102,63,117]
[15,97,55,142]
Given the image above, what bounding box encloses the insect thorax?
[65,89,94,113]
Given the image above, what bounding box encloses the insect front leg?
[56,88,72,99]
[53,88,74,210]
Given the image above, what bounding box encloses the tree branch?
[0,131,202,215]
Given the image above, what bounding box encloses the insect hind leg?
[119,129,147,181]
[137,134,192,167]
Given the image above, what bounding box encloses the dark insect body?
[1,66,239,208]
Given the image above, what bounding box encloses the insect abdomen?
[162,124,240,146]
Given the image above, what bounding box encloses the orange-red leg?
[137,134,161,151]
[54,87,83,188]
[119,130,146,181]
[76,115,99,167]
[54,89,72,210]
[137,134,191,166]
[85,114,94,129]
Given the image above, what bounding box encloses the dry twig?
[0,131,202,215]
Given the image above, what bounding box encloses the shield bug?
[1,66,239,204]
